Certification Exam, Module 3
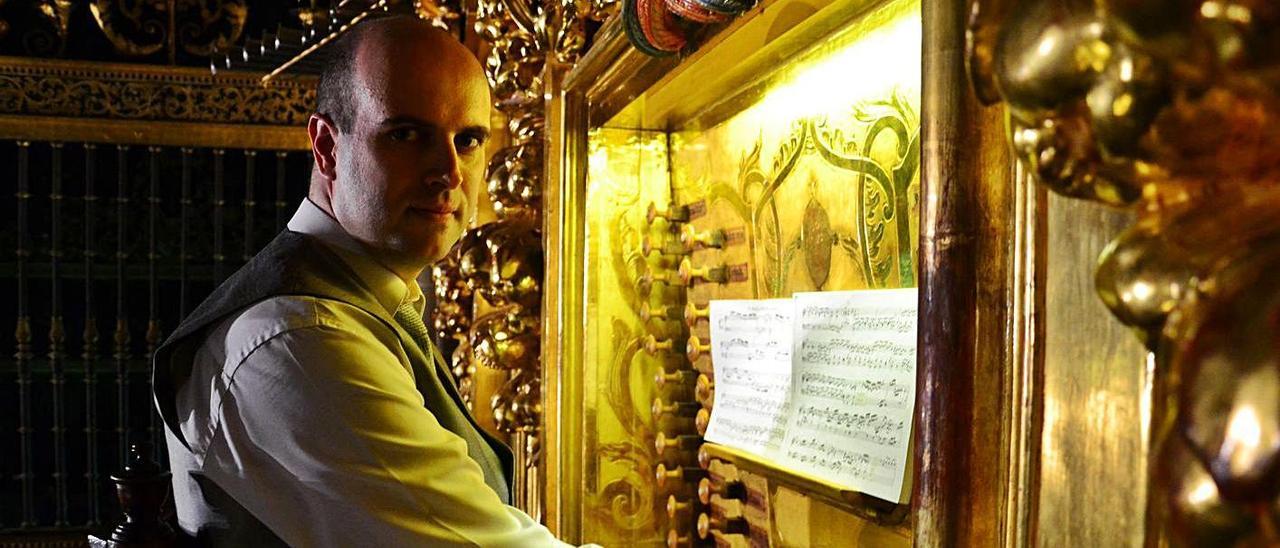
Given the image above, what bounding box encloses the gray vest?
[153,230,513,544]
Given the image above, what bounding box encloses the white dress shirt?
[165,199,570,547]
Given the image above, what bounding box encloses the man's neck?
[305,193,427,283]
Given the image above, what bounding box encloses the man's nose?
[428,142,464,190]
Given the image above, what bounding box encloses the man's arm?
[198,301,568,547]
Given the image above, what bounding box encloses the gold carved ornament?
[3,0,75,54]
[430,0,614,514]
[89,0,247,58]
[967,1,1280,544]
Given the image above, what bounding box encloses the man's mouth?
[409,205,458,219]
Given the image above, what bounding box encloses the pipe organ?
[544,0,933,544]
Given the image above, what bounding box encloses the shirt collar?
[286,199,424,316]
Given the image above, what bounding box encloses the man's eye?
[456,134,484,151]
[389,128,421,142]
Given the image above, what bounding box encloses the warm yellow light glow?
[1201,2,1253,24]
[754,3,920,125]
[1038,35,1057,57]
[1221,404,1262,463]
[1126,280,1153,302]
[1112,93,1133,117]
[1185,475,1219,508]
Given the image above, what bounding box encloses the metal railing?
[1,141,311,530]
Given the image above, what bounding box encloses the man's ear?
[308,113,339,180]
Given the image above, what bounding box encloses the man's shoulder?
[211,295,393,366]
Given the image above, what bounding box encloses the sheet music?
[779,288,917,503]
[703,299,794,455]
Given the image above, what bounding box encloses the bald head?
[306,14,492,277]
[316,15,486,133]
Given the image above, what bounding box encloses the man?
[153,16,573,546]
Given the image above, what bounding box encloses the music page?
[779,288,917,503]
[703,299,795,455]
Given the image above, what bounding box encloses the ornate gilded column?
[431,0,617,516]
[967,1,1280,545]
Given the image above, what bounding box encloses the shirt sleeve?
[198,300,570,548]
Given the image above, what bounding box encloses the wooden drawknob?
[667,495,694,519]
[680,224,726,250]
[643,233,685,257]
[640,302,675,322]
[638,269,673,295]
[654,398,700,420]
[697,446,712,469]
[655,432,702,454]
[648,201,690,225]
[657,463,707,488]
[666,529,691,548]
[697,512,749,539]
[678,257,727,285]
[685,334,711,362]
[698,476,747,504]
[695,373,714,405]
[646,334,674,355]
[656,370,697,390]
[684,301,709,327]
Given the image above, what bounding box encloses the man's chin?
[411,230,464,262]
[381,230,462,271]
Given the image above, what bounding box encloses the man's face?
[325,38,491,269]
